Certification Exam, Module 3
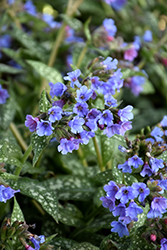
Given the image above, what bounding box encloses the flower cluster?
[26,235,45,250]
[25,57,134,155]
[0,85,9,104]
[0,184,20,203]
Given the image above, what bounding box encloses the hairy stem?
[77,146,88,167]
[92,136,105,171]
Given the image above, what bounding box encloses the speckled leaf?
[87,212,114,233]
[58,204,84,227]
[31,133,50,166]
[158,151,167,162]
[21,162,45,175]
[124,173,138,185]
[60,154,85,176]
[131,204,149,231]
[0,172,20,181]
[42,176,96,201]
[70,242,100,250]
[100,233,131,250]
[0,93,17,130]
[94,169,113,184]
[2,48,26,67]
[26,60,63,86]
[11,197,25,224]
[51,237,77,250]
[0,140,23,168]
[61,14,82,31]
[0,63,23,74]
[39,89,50,113]
[9,178,59,223]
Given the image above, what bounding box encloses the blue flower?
[98,110,113,127]
[79,130,95,145]
[140,163,153,177]
[147,208,163,219]
[118,105,133,122]
[48,106,62,122]
[111,0,127,11]
[58,138,75,154]
[0,84,9,104]
[160,238,167,250]
[49,82,67,98]
[42,13,61,29]
[128,155,144,169]
[36,120,53,136]
[149,158,164,172]
[150,126,164,142]
[76,86,93,103]
[103,181,119,199]
[111,220,129,237]
[103,124,121,138]
[118,161,132,173]
[100,196,115,212]
[126,202,143,221]
[118,145,127,153]
[104,95,117,107]
[29,235,45,250]
[143,30,152,42]
[101,57,118,70]
[119,121,132,135]
[24,0,37,16]
[103,18,117,37]
[69,116,85,133]
[25,115,39,132]
[64,69,81,88]
[158,179,167,192]
[115,186,137,204]
[73,102,89,117]
[0,185,20,203]
[112,203,126,217]
[132,183,150,202]
[160,116,167,127]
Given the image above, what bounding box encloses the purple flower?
[36,120,53,136]
[48,106,62,122]
[103,18,117,38]
[149,158,164,172]
[25,115,39,132]
[128,155,144,169]
[124,46,138,62]
[111,0,127,11]
[126,202,143,220]
[76,86,93,103]
[64,69,81,88]
[132,183,150,202]
[158,179,167,192]
[150,126,163,142]
[160,238,167,250]
[112,203,126,217]
[143,30,152,42]
[52,99,65,108]
[49,82,67,98]
[98,110,113,127]
[86,109,101,120]
[111,221,129,237]
[100,196,115,212]
[160,116,167,127]
[115,186,137,204]
[0,34,11,48]
[151,197,167,213]
[58,138,75,154]
[119,121,132,135]
[118,161,132,173]
[24,0,37,16]
[107,69,123,94]
[118,105,133,122]
[29,235,45,250]
[103,124,121,138]
[42,13,61,29]
[0,84,9,104]
[140,163,153,177]
[118,145,127,153]
[79,130,95,145]
[133,36,141,50]
[104,95,117,107]
[0,185,20,203]
[101,57,118,70]
[73,102,89,117]
[147,208,163,219]
[103,181,119,199]
[68,116,85,133]
[129,76,145,96]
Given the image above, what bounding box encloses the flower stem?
[77,145,88,167]
[92,136,105,171]
[76,45,88,68]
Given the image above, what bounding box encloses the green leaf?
[11,197,24,224]
[142,79,155,94]
[9,178,59,223]
[42,176,97,201]
[11,27,47,62]
[0,63,23,74]
[0,172,20,181]
[1,48,26,67]
[26,60,63,85]
[31,133,51,166]
[61,14,82,31]
[58,203,84,227]
[84,17,92,42]
[60,154,85,176]
[0,140,23,168]
[87,212,114,232]
[122,68,146,79]
[21,162,45,175]
[0,93,17,130]
[70,242,100,250]
[39,89,50,113]
[51,237,77,250]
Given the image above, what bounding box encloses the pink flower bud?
[150,234,156,241]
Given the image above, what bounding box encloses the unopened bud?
[150,234,156,241]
